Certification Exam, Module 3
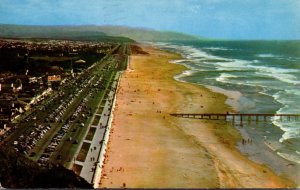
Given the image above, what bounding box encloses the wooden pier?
[170,113,300,123]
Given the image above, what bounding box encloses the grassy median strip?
[97,107,104,114]
[76,142,91,162]
[92,115,101,126]
[85,127,96,141]
[72,164,83,176]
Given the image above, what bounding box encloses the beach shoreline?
[166,45,300,186]
[99,44,295,188]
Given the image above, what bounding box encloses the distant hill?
[0,24,202,42]
[93,25,203,42]
[0,24,134,42]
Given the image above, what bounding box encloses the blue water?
[153,40,300,164]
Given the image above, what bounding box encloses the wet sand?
[99,45,295,188]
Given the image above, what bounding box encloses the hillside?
[0,24,202,42]
[0,24,134,42]
[94,25,203,42]
[0,145,92,188]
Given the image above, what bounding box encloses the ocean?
[153,40,300,166]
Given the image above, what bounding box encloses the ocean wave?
[156,41,300,168]
[190,49,300,86]
[252,66,300,85]
[256,53,300,62]
[181,70,198,76]
[255,53,286,59]
[216,73,240,83]
[204,84,243,102]
[280,128,300,142]
[156,43,227,63]
[272,90,300,114]
[174,70,199,81]
[216,78,261,88]
[181,46,221,60]
[155,43,257,73]
[214,59,253,71]
[276,89,300,125]
[277,151,300,164]
[202,47,235,51]
[251,65,299,74]
[256,53,278,58]
[285,89,300,96]
[272,113,300,142]
[265,73,300,85]
[169,59,185,64]
[150,42,170,47]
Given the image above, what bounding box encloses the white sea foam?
[280,129,300,142]
[277,152,300,164]
[272,101,300,142]
[174,70,199,81]
[256,53,296,61]
[273,91,296,106]
[216,73,239,83]
[213,56,300,86]
[203,47,234,51]
[256,53,277,58]
[181,70,198,76]
[272,120,298,135]
[156,43,225,62]
[204,84,242,111]
[251,64,298,73]
[253,66,300,85]
[285,89,300,96]
[154,43,299,87]
[214,59,252,71]
[150,42,170,47]
[272,90,300,117]
[169,59,185,64]
[258,87,286,99]
[155,41,300,167]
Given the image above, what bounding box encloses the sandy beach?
[99,45,295,188]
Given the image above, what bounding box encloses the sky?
[0,0,299,40]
